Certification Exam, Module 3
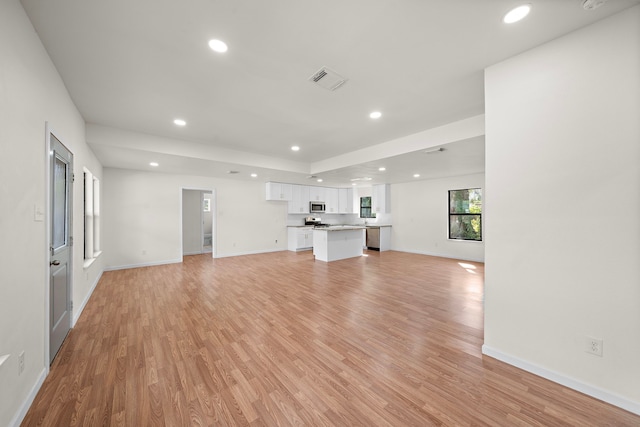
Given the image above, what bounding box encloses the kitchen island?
[313,226,365,262]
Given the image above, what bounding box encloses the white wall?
[391,174,485,262]
[103,168,289,269]
[0,1,103,425]
[182,190,203,255]
[203,193,213,235]
[484,6,640,413]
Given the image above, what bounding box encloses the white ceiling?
[21,0,640,186]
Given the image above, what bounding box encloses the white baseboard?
[104,258,182,271]
[10,367,47,427]
[73,269,103,326]
[482,345,640,416]
[392,247,485,263]
[214,248,285,259]
[183,250,203,256]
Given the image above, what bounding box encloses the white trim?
[104,258,182,271]
[9,368,47,427]
[214,248,286,259]
[391,247,484,263]
[83,251,102,269]
[447,239,483,244]
[180,187,216,259]
[183,250,205,256]
[44,123,52,371]
[482,345,640,416]
[72,269,103,326]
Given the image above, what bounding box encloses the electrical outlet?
[18,351,25,375]
[585,337,603,357]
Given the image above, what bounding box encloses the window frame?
[83,168,102,268]
[359,196,376,219]
[448,188,482,242]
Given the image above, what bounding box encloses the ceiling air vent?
[308,67,348,91]
[582,0,607,10]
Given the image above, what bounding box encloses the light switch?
[34,204,44,222]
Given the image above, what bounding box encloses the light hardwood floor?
[22,251,639,426]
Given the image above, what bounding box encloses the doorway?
[182,189,215,257]
[48,129,73,364]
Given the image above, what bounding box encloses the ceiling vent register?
[582,0,608,10]
[309,67,348,91]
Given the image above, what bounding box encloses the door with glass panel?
[49,133,73,364]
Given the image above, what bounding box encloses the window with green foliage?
[449,188,482,241]
[360,196,376,219]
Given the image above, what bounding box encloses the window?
[83,169,101,266]
[360,196,376,219]
[449,188,482,241]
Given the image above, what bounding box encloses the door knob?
[50,260,60,266]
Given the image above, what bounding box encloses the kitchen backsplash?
[287,213,392,226]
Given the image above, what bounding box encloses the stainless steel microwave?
[310,202,326,213]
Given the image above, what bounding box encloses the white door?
[49,133,73,364]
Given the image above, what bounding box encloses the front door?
[49,133,73,364]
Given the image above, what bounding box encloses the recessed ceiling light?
[173,119,186,126]
[208,39,228,53]
[291,145,300,151]
[352,183,357,186]
[413,173,420,178]
[378,167,386,171]
[503,4,531,24]
[369,111,382,119]
[250,173,257,178]
[149,162,159,167]
[317,179,323,183]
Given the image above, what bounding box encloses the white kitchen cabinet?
[338,188,354,213]
[288,185,310,214]
[308,186,326,202]
[325,188,339,213]
[287,227,313,251]
[266,182,292,201]
[372,184,391,214]
[379,226,391,251]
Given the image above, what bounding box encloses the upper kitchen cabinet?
[325,188,339,213]
[372,184,391,214]
[289,184,310,214]
[266,182,292,201]
[308,186,326,202]
[338,188,355,213]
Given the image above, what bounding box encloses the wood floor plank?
[21,250,640,426]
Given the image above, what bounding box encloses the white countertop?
[289,224,392,228]
[314,225,365,231]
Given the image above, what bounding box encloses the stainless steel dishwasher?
[366,227,380,250]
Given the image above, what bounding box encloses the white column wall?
[182,190,203,255]
[484,6,640,412]
[0,1,103,425]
